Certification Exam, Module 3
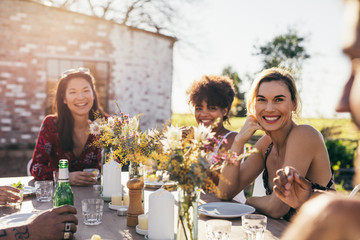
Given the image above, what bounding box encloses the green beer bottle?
[53,159,74,207]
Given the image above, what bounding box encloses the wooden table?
[0,176,289,239]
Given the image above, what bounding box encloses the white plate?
[23,186,36,196]
[0,213,38,227]
[144,181,176,189]
[108,202,128,211]
[136,225,148,235]
[198,202,255,218]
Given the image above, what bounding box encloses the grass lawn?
[171,113,360,140]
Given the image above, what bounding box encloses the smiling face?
[63,77,94,117]
[255,81,296,131]
[195,100,227,131]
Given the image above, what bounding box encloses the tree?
[222,66,247,117]
[253,28,310,85]
[32,0,196,37]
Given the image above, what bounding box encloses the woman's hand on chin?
[233,115,262,146]
[69,171,97,186]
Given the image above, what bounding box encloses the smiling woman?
[30,68,107,186]
[186,75,246,203]
[218,68,334,220]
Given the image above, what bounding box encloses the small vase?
[177,187,199,240]
[101,147,122,200]
[129,161,143,180]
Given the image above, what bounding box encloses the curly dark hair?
[187,75,236,121]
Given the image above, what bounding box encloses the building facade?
[0,0,175,148]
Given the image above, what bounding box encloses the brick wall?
[0,0,175,148]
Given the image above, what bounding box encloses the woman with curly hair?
[187,75,245,202]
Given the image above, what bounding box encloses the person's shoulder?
[291,124,323,139]
[41,115,58,129]
[43,114,58,123]
[288,125,324,146]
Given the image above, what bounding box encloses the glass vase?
[129,161,143,180]
[177,187,199,240]
[101,147,122,200]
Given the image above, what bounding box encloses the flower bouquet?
[89,108,164,198]
[156,124,256,240]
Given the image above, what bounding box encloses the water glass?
[83,168,100,180]
[206,219,232,240]
[242,214,267,240]
[81,199,104,225]
[53,171,58,188]
[6,187,23,211]
[35,180,53,202]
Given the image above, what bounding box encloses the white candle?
[138,214,148,230]
[112,193,122,205]
[102,161,122,198]
[123,193,129,206]
[148,188,174,239]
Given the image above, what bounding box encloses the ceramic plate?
[198,202,255,218]
[136,225,148,235]
[0,213,38,227]
[144,181,177,189]
[108,202,128,211]
[23,186,36,196]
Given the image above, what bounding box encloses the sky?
[171,0,351,119]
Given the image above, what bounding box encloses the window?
[46,59,109,114]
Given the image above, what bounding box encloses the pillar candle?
[138,213,148,230]
[102,161,122,198]
[112,193,122,205]
[123,193,129,206]
[148,188,174,239]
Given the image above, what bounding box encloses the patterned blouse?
[30,115,101,180]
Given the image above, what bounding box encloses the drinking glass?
[81,199,104,225]
[241,214,267,240]
[7,187,23,211]
[35,180,53,202]
[206,219,232,240]
[53,171,58,188]
[83,168,100,180]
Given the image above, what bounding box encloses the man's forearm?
[0,226,30,240]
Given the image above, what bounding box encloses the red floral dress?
[30,115,101,180]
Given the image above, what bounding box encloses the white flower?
[147,128,159,138]
[161,125,182,152]
[107,117,115,127]
[89,122,101,135]
[128,117,140,132]
[193,123,215,144]
[164,125,182,142]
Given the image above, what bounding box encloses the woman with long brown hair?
[30,68,106,185]
[218,68,334,220]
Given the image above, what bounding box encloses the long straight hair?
[54,71,105,151]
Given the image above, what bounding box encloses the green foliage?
[253,28,310,83]
[326,139,357,170]
[221,66,247,117]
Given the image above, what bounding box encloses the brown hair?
[187,75,236,122]
[247,68,302,117]
[54,71,105,151]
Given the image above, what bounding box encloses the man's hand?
[273,166,312,209]
[28,205,78,240]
